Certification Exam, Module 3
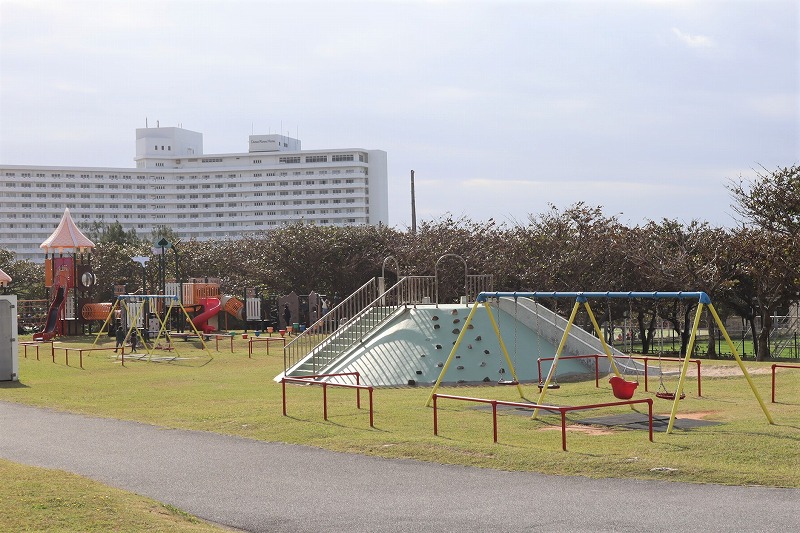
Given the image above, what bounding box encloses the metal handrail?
[283,275,436,376]
[283,277,378,371]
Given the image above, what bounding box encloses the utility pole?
[410,170,417,234]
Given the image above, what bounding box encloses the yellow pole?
[483,299,525,398]
[177,298,212,355]
[666,302,704,433]
[585,301,637,411]
[707,303,773,425]
[533,299,581,418]
[91,299,120,347]
[584,301,623,377]
[425,300,482,407]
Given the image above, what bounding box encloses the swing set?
[427,291,774,435]
[92,294,213,365]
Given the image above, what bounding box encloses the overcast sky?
[1,0,797,229]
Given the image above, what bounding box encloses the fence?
[432,393,653,451]
[281,372,374,427]
[771,363,800,403]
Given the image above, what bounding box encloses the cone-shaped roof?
[39,208,95,254]
[0,268,10,286]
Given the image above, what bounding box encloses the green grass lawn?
[3,334,800,529]
[0,459,222,532]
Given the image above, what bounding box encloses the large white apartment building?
[0,127,388,261]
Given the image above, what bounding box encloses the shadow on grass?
[0,381,30,389]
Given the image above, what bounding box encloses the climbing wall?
[322,304,590,387]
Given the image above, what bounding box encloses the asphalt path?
[1,401,797,532]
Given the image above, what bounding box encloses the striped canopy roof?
[39,208,95,254]
[0,268,10,286]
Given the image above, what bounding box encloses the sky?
[1,0,797,230]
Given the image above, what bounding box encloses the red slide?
[191,297,222,333]
[33,285,66,341]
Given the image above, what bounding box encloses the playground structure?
[93,294,213,364]
[33,208,97,341]
[427,291,774,434]
[163,278,246,333]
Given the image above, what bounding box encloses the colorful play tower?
[33,208,96,340]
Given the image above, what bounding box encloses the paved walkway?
[1,401,797,532]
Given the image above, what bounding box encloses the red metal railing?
[537,354,702,396]
[432,393,653,451]
[20,340,54,362]
[213,334,234,353]
[248,336,286,358]
[771,363,800,403]
[281,372,374,427]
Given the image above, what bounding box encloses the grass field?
[3,334,800,529]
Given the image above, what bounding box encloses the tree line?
[2,165,798,360]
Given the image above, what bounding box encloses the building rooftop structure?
[0,127,388,261]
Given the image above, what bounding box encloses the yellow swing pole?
[583,300,623,377]
[665,301,704,433]
[533,299,581,418]
[175,297,212,354]
[91,298,120,347]
[425,300,482,407]
[707,303,774,425]
[585,300,637,411]
[482,298,525,399]
[153,303,172,347]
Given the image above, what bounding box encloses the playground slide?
[33,286,65,341]
[191,297,222,333]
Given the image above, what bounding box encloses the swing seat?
[498,379,519,386]
[609,376,638,399]
[655,391,686,400]
[537,381,561,390]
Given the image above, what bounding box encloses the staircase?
[281,276,435,379]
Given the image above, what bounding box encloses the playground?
[3,285,800,530]
[3,221,800,530]
[4,328,800,488]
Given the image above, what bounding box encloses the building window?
[305,155,327,163]
[332,154,354,162]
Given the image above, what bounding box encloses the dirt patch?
[538,425,614,436]
[683,365,773,378]
[672,410,718,420]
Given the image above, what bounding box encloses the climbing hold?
[432,315,439,321]
[484,349,490,355]
[457,365,464,370]
[453,318,460,324]
[436,344,442,349]
[467,324,474,330]
[416,370,423,375]
[475,335,482,341]
[452,328,460,334]
[483,377,491,382]
[437,362,444,367]
[434,324,441,329]
[455,355,461,359]
[479,361,486,367]
[408,379,416,386]
[451,309,458,315]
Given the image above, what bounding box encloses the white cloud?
[671,27,715,48]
